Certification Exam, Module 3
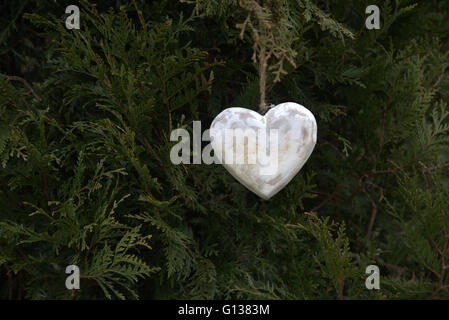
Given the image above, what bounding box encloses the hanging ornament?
[210,102,317,200]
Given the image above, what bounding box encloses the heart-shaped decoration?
[210,102,317,200]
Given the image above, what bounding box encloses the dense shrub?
[0,0,448,299]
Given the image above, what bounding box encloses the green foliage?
[0,0,448,300]
[299,213,358,299]
[383,162,449,298]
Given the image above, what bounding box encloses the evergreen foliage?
[0,0,448,299]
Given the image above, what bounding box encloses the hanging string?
[237,0,297,115]
[258,45,268,114]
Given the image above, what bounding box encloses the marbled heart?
[210,102,317,200]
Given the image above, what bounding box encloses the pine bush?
[0,0,448,299]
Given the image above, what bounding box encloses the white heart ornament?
[210,102,317,200]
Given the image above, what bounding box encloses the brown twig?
[321,139,346,160]
[430,209,449,298]
[363,190,377,241]
[141,136,168,177]
[376,258,409,277]
[4,264,13,300]
[430,65,448,92]
[0,73,40,100]
[338,277,344,300]
[310,185,342,212]
[376,78,397,170]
